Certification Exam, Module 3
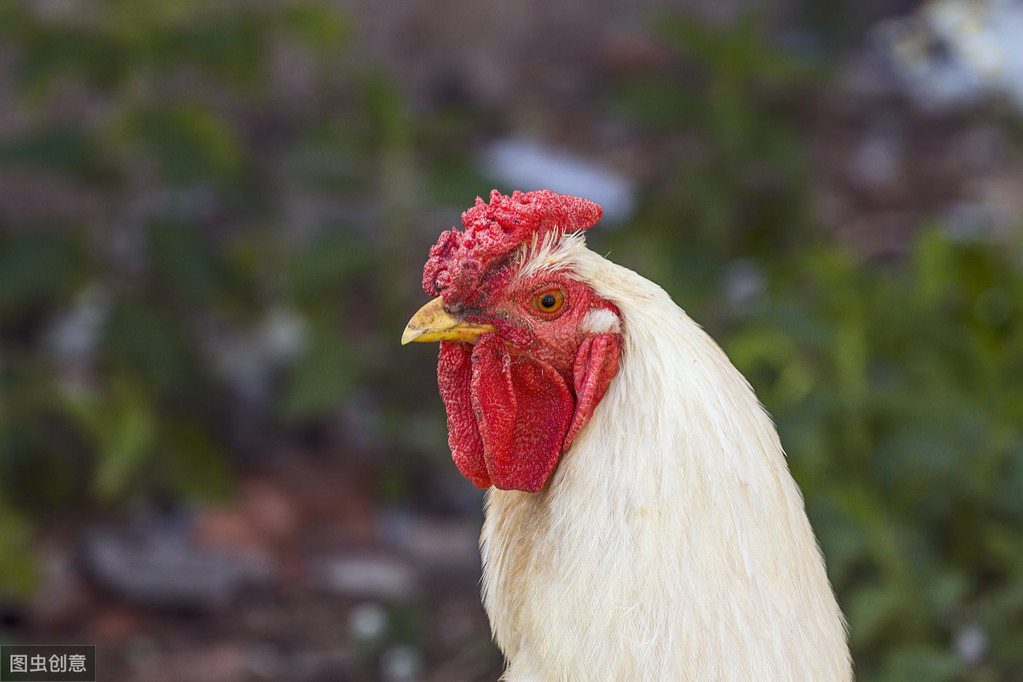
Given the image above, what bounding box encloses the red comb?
[423,190,602,305]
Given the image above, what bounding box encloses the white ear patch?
[580,307,621,335]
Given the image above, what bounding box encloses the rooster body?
[404,191,851,681]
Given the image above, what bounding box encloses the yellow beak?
[401,296,497,345]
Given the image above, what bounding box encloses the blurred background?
[0,0,1021,680]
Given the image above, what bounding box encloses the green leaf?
[658,11,819,84]
[0,128,93,175]
[157,421,233,501]
[0,233,83,314]
[847,582,905,650]
[290,229,371,299]
[121,103,243,184]
[0,500,38,597]
[62,385,156,501]
[148,222,224,305]
[281,328,355,418]
[609,76,695,132]
[15,25,132,96]
[994,442,1023,518]
[876,645,961,682]
[102,302,194,393]
[279,4,350,54]
[160,14,266,90]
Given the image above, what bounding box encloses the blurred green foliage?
[0,0,425,595]
[0,2,1021,680]
[602,15,1023,680]
[728,234,1023,681]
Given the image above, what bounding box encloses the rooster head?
[402,190,622,492]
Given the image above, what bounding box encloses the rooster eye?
[531,289,565,315]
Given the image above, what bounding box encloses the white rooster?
[402,190,851,681]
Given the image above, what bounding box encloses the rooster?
[402,190,851,681]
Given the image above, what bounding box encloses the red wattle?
[564,333,621,453]
[469,334,575,493]
[436,332,620,493]
[438,341,491,487]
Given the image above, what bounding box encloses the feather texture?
[480,235,852,681]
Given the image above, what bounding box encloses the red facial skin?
[437,268,621,492]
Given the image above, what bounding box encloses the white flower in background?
[201,306,308,406]
[380,645,423,681]
[875,0,1023,111]
[44,284,112,388]
[348,601,388,641]
[954,623,987,664]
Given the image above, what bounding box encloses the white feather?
[480,233,852,681]
[579,307,620,335]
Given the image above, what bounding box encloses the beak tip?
[401,296,497,346]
